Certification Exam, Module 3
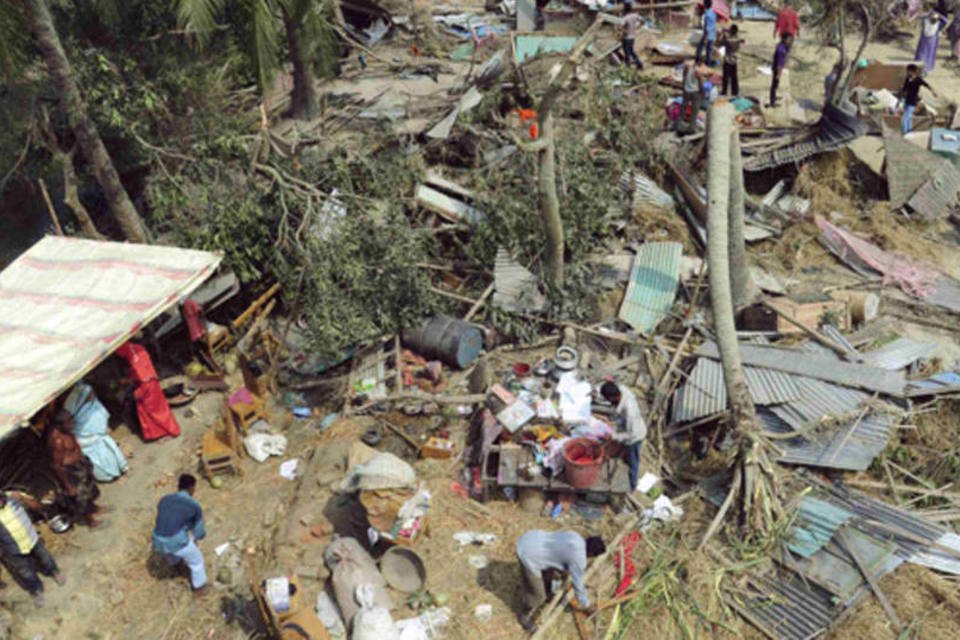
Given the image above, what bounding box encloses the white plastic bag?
[242,433,288,463]
[351,585,400,640]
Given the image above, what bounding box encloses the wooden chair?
[252,574,330,640]
[228,386,270,435]
[200,402,243,479]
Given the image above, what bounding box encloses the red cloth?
[181,300,206,342]
[614,531,642,596]
[697,0,730,22]
[775,7,800,37]
[116,342,181,440]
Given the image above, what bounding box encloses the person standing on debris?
[620,3,644,70]
[47,410,103,527]
[600,381,647,492]
[515,530,605,632]
[719,24,742,97]
[899,64,938,134]
[915,9,948,73]
[774,0,800,44]
[695,0,718,67]
[768,34,792,108]
[152,474,208,596]
[676,62,705,134]
[0,491,66,608]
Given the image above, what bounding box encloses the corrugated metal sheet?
[767,411,896,471]
[697,342,906,396]
[909,532,960,575]
[818,483,945,548]
[788,497,854,558]
[906,159,960,220]
[787,530,899,602]
[671,358,801,423]
[925,274,960,314]
[884,133,945,207]
[493,248,547,314]
[862,337,936,370]
[906,370,960,396]
[733,572,838,640]
[618,242,682,333]
[769,377,867,430]
[821,325,859,357]
[619,170,674,211]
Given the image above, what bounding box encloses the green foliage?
[0,4,30,79]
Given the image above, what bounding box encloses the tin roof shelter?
[0,236,221,438]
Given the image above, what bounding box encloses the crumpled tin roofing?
[671,358,802,423]
[761,406,896,472]
[732,571,838,640]
[619,170,675,211]
[618,242,682,334]
[493,248,548,314]
[787,497,854,558]
[862,337,936,370]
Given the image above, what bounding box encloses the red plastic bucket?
[562,438,605,489]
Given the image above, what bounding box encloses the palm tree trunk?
[706,103,753,420]
[283,12,319,120]
[25,0,148,243]
[727,125,757,307]
[538,114,564,289]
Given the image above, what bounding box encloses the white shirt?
[612,384,647,445]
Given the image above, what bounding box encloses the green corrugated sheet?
[787,497,854,558]
[618,242,682,333]
[514,35,578,64]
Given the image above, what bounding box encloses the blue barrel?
[402,316,483,369]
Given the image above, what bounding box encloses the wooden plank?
[415,184,485,224]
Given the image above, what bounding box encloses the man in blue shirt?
[768,34,793,107]
[695,0,718,67]
[152,474,208,595]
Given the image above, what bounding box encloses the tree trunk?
[727,125,757,307]
[25,0,148,243]
[283,12,319,120]
[706,103,753,421]
[538,113,564,289]
[57,150,106,240]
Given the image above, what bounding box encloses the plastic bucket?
[562,438,605,490]
[402,315,483,369]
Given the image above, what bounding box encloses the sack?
[325,537,392,623]
[351,585,399,640]
[243,433,288,463]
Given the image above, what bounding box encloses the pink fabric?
[816,216,940,297]
[229,386,254,406]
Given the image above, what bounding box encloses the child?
[899,63,938,134]
[768,34,792,107]
[695,0,718,67]
[719,24,742,96]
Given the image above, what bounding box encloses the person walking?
[695,0,718,67]
[774,0,800,43]
[152,474,208,595]
[620,3,644,70]
[916,9,948,73]
[0,491,66,608]
[899,63,938,134]
[599,381,647,492]
[515,530,605,632]
[768,34,792,107]
[719,24,743,96]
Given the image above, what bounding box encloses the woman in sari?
[916,10,948,73]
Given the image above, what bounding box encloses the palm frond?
[249,0,281,90]
[177,0,225,44]
[0,3,31,80]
